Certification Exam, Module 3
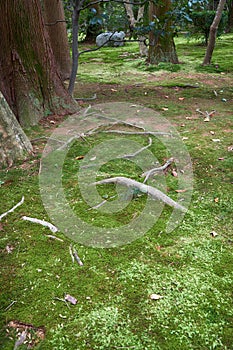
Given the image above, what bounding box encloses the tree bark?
[147,0,178,64]
[0,0,76,127]
[43,0,71,80]
[203,0,227,65]
[124,3,148,56]
[0,92,33,168]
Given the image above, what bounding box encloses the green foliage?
[190,10,228,45]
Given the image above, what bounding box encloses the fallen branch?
[93,177,186,211]
[45,235,63,242]
[120,137,152,159]
[4,300,17,312]
[22,216,58,233]
[142,157,174,183]
[0,196,24,221]
[103,130,171,136]
[196,108,215,122]
[70,245,83,266]
[73,247,84,266]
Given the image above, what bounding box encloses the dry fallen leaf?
[210,231,218,237]
[64,294,77,305]
[161,107,169,111]
[178,97,185,101]
[150,294,164,300]
[227,145,233,152]
[75,156,84,160]
[111,88,117,92]
[175,189,187,193]
[214,198,219,203]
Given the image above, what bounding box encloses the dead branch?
[4,300,17,312]
[69,244,75,263]
[0,196,24,221]
[22,216,58,233]
[120,137,152,159]
[196,108,215,122]
[73,247,84,266]
[45,235,63,242]
[103,130,172,136]
[70,245,83,266]
[142,157,174,183]
[93,177,186,211]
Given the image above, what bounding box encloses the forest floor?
[0,35,233,349]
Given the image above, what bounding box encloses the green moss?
[1,33,233,350]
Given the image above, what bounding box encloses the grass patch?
[1,33,233,349]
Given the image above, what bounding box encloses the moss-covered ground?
[0,34,233,349]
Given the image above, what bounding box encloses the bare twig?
[45,19,66,26]
[73,247,84,266]
[142,157,174,183]
[93,177,186,211]
[88,195,117,210]
[45,235,63,242]
[4,300,17,312]
[22,216,58,233]
[196,108,215,122]
[54,297,70,309]
[69,244,75,263]
[120,137,152,159]
[0,196,24,221]
[103,130,171,136]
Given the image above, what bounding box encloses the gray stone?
[96,31,125,47]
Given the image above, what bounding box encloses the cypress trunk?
[0,0,76,127]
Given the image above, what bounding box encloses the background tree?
[43,0,71,80]
[147,0,179,64]
[203,0,227,65]
[124,2,148,56]
[0,0,76,127]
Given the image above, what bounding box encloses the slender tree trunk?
[0,92,33,168]
[124,3,148,56]
[147,0,178,64]
[0,0,76,127]
[203,0,227,65]
[43,0,71,80]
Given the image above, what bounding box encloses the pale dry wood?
[142,157,174,183]
[0,196,24,221]
[22,216,58,233]
[93,177,186,211]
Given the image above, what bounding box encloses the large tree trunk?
[203,0,227,65]
[147,0,178,64]
[124,3,148,56]
[0,92,33,168]
[0,0,76,127]
[43,0,71,80]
